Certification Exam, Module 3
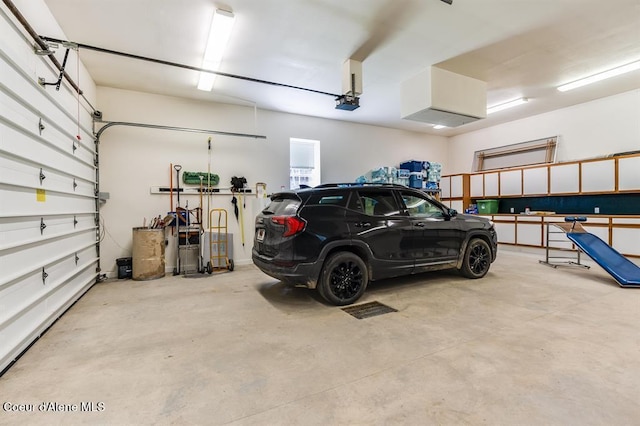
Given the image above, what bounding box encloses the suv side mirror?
[447,208,458,219]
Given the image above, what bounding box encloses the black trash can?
[116,257,132,279]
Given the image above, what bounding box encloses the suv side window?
[399,190,445,218]
[307,191,348,207]
[348,190,400,216]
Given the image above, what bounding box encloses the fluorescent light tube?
[433,125,447,129]
[557,60,640,92]
[486,97,528,114]
[197,9,235,91]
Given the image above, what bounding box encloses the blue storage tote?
[409,175,423,188]
[400,161,425,173]
[397,169,411,178]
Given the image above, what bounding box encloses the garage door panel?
[1,56,74,135]
[1,103,96,172]
[0,214,95,251]
[0,90,33,133]
[1,230,96,285]
[46,258,97,310]
[0,265,95,372]
[0,74,95,162]
[0,122,96,182]
[1,5,99,373]
[0,155,94,196]
[0,54,93,148]
[0,12,38,76]
[1,247,96,329]
[0,185,95,216]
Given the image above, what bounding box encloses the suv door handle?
[415,222,425,227]
[354,222,371,228]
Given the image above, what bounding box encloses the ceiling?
[40,0,640,136]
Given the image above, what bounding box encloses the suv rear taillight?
[271,216,306,237]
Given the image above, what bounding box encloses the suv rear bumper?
[252,249,320,288]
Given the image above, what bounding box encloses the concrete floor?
[1,249,639,425]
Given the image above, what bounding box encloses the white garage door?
[0,6,98,373]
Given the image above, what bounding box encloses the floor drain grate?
[181,274,209,279]
[341,301,397,319]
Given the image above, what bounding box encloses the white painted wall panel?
[98,87,449,275]
[447,90,640,174]
[0,2,98,374]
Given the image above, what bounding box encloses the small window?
[400,191,444,218]
[473,136,557,171]
[290,138,320,189]
[307,193,347,207]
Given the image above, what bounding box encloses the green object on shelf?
[477,199,499,214]
[182,171,219,186]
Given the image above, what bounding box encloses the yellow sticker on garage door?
[36,189,46,202]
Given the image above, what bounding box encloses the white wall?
[97,87,448,276]
[447,89,640,174]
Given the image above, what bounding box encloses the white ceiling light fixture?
[486,97,528,114]
[433,125,447,129]
[197,9,236,91]
[557,60,640,92]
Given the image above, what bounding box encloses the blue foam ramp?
[566,232,640,287]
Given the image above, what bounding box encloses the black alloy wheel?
[318,252,368,305]
[460,238,491,278]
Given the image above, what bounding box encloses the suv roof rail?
[315,182,408,188]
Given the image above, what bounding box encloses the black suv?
[252,184,497,305]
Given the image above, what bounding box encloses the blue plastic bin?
[400,161,425,173]
[409,175,423,188]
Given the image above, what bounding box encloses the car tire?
[459,238,491,279]
[318,252,368,306]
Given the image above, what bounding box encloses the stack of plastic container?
[356,166,399,184]
[355,162,441,189]
[399,161,425,188]
[396,169,410,186]
[424,162,442,189]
